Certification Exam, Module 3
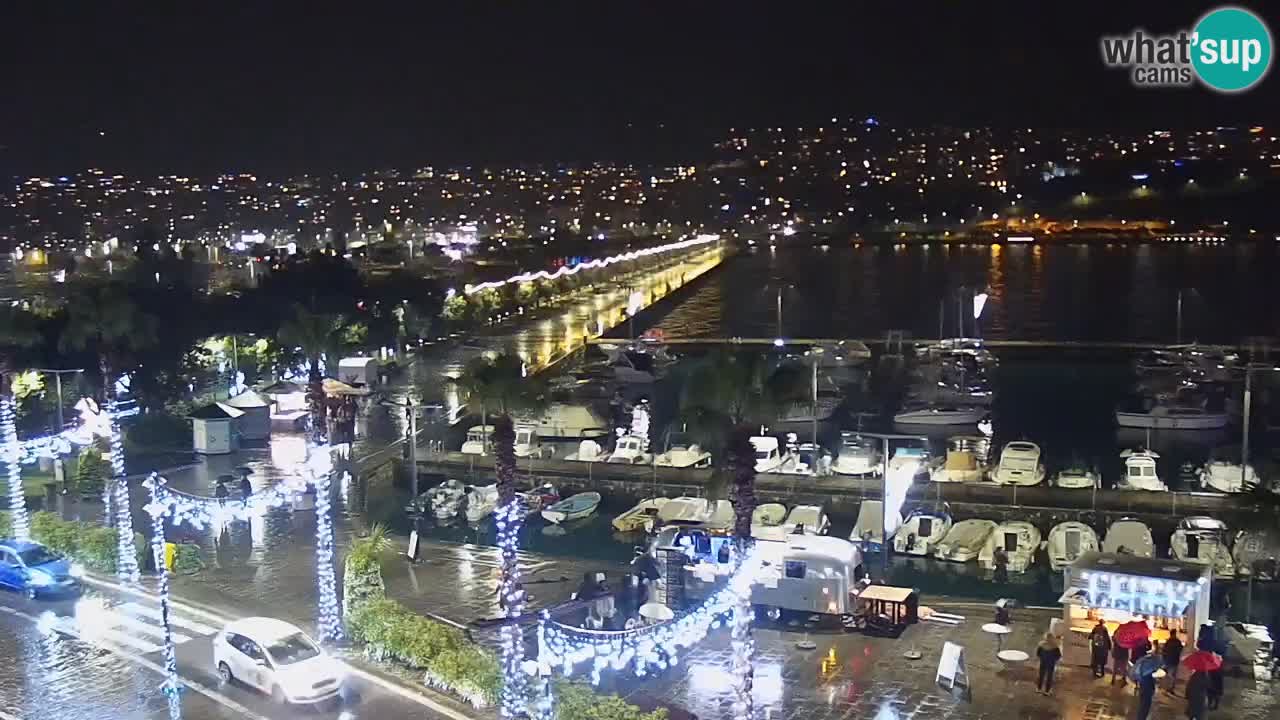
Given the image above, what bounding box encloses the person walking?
[1136,666,1157,720]
[1035,632,1062,696]
[1089,620,1112,678]
[993,545,1009,584]
[1162,629,1184,694]
[1111,639,1131,686]
[1185,670,1209,720]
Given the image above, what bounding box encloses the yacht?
[1115,405,1229,430]
[520,403,610,439]
[513,425,545,458]
[893,404,985,426]
[782,505,830,535]
[460,425,492,455]
[751,503,789,539]
[1047,521,1100,571]
[989,441,1046,486]
[607,434,652,465]
[893,510,952,556]
[654,434,712,468]
[1052,460,1100,489]
[1118,449,1167,491]
[612,497,670,533]
[778,442,831,476]
[751,436,785,473]
[463,484,499,524]
[933,519,997,563]
[888,445,930,475]
[564,438,609,462]
[930,436,990,483]
[978,521,1042,573]
[1199,458,1259,493]
[1102,518,1155,558]
[832,432,881,476]
[849,500,901,552]
[1170,517,1236,580]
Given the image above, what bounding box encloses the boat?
[521,403,610,439]
[460,425,492,455]
[1199,458,1260,493]
[892,510,952,556]
[429,479,468,521]
[777,442,831,476]
[989,441,1046,486]
[751,436,785,473]
[1118,449,1167,491]
[1232,529,1280,580]
[1115,405,1229,430]
[782,505,830,535]
[978,521,1042,573]
[514,424,546,458]
[1053,459,1100,489]
[933,519,997,563]
[1047,522,1100,571]
[832,432,881,476]
[888,445,930,475]
[655,497,715,525]
[929,437,989,483]
[518,483,560,515]
[750,503,789,539]
[607,434,653,465]
[893,404,985,426]
[610,350,664,384]
[849,500,900,553]
[776,389,843,424]
[654,436,712,468]
[464,484,499,524]
[564,439,610,462]
[540,492,602,524]
[612,497,670,532]
[1171,517,1236,580]
[1101,518,1155,558]
[702,500,735,533]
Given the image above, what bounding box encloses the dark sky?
[2,2,1276,175]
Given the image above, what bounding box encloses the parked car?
[0,539,83,599]
[213,617,345,705]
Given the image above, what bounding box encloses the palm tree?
[0,305,39,541]
[278,304,346,444]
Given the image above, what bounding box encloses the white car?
[214,617,345,705]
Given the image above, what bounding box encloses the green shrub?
[343,525,391,616]
[26,511,151,574]
[0,511,11,538]
[173,543,204,574]
[125,412,192,451]
[75,448,110,497]
[553,681,669,720]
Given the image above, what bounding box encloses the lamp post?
[380,397,420,499]
[852,431,928,577]
[32,368,84,432]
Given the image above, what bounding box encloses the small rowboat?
[612,497,670,532]
[541,492,602,525]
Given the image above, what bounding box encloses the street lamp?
[32,368,84,432]
[380,397,420,499]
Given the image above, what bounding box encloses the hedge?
[346,597,501,707]
[554,681,669,720]
[29,511,148,573]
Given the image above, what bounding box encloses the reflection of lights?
[972,292,988,319]
[690,661,783,707]
[37,610,59,635]
[74,597,112,640]
[773,338,785,347]
[883,460,918,537]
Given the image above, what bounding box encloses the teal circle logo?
[1191,6,1272,92]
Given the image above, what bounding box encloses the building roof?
[225,389,271,409]
[189,402,246,420]
[260,380,306,395]
[1069,551,1210,583]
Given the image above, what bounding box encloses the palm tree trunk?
[726,425,757,543]
[492,413,527,716]
[2,374,30,541]
[725,423,756,720]
[100,356,139,582]
[307,358,326,444]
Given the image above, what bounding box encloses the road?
[0,587,448,720]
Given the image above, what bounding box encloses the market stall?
[1059,552,1211,666]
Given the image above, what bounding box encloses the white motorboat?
[1053,461,1100,489]
[1047,521,1100,571]
[832,432,881,476]
[514,425,546,458]
[751,503,789,539]
[654,439,712,468]
[612,497,670,532]
[1102,518,1155,558]
[777,442,831,476]
[540,491,602,524]
[782,505,830,535]
[933,519,997,563]
[893,510,952,556]
[989,441,1045,486]
[607,434,653,465]
[702,500,735,533]
[460,425,492,455]
[429,479,467,521]
[893,404,985,426]
[1198,459,1259,493]
[849,500,900,552]
[887,446,930,475]
[930,448,985,483]
[1115,405,1229,430]
[564,439,610,462]
[521,403,610,439]
[1118,449,1167,491]
[1171,517,1236,580]
[655,497,715,526]
[978,521,1042,573]
[751,436,785,473]
[463,484,499,524]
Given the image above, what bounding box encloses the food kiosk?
[1059,552,1211,666]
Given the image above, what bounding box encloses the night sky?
[2,2,1276,175]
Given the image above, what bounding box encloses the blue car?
[0,539,84,599]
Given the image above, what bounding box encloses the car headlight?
[29,570,55,586]
[68,564,85,579]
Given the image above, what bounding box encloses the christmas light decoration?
[108,398,140,583]
[465,234,720,295]
[536,544,763,688]
[496,496,526,718]
[144,486,182,719]
[1,397,30,540]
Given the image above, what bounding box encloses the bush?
[553,681,669,720]
[346,597,500,707]
[28,511,150,574]
[173,543,205,574]
[0,511,11,538]
[125,412,192,451]
[343,525,391,616]
[75,448,111,497]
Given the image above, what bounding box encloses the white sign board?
[936,641,968,689]
[406,530,421,562]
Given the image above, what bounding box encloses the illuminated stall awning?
[1058,585,1193,619]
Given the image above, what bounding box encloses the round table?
[996,650,1030,696]
[982,622,1012,652]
